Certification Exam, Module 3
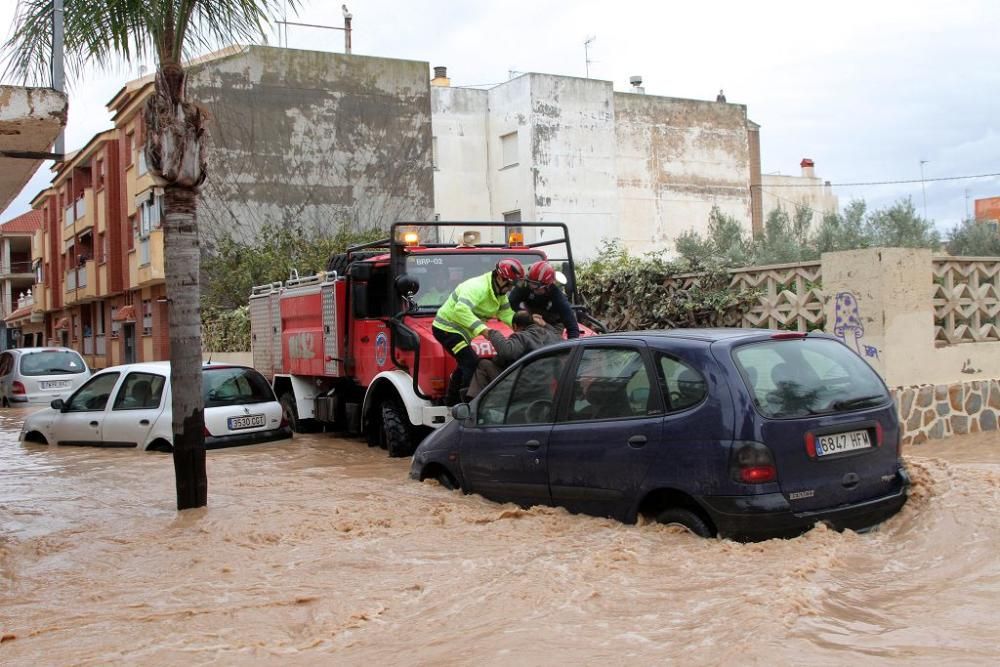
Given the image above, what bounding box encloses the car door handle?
[90,421,99,427]
[628,434,648,448]
[139,419,150,425]
[525,439,541,451]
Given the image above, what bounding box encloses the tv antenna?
[583,35,596,78]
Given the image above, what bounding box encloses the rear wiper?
[832,394,885,411]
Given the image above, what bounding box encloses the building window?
[142,299,153,336]
[96,302,106,335]
[503,210,522,223]
[34,260,43,284]
[127,214,136,251]
[110,306,121,338]
[138,194,162,238]
[500,131,518,168]
[98,232,107,264]
[96,159,105,189]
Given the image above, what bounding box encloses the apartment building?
[15,80,168,370]
[0,210,44,349]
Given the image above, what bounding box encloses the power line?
[755,171,1000,188]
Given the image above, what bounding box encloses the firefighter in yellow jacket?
[433,258,526,405]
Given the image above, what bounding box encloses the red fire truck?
[250,221,600,457]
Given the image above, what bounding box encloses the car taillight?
[12,381,26,395]
[203,425,212,437]
[731,441,777,484]
[875,421,884,446]
[804,432,816,457]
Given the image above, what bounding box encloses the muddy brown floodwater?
[2,407,999,665]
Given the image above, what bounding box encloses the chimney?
[629,75,644,94]
[800,158,816,178]
[431,66,451,87]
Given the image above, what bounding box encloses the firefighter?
[433,258,526,405]
[508,260,581,339]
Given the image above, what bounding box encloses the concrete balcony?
[137,229,165,287]
[30,282,46,315]
[63,260,98,304]
[77,190,94,231]
[33,228,44,262]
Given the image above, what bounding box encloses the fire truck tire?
[326,250,383,277]
[380,400,415,458]
[280,393,317,433]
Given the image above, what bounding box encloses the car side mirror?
[451,403,471,421]
[50,398,65,411]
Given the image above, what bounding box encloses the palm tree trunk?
[163,184,207,509]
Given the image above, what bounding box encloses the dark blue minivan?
[410,329,909,541]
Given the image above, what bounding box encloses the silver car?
[0,347,91,407]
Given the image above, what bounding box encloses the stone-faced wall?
[893,379,1000,445]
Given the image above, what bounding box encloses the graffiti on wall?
[833,292,880,360]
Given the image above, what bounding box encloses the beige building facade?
[761,158,839,228]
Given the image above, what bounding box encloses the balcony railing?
[96,335,106,355]
[75,197,86,219]
[83,335,94,355]
[64,205,75,226]
[0,260,34,275]
[65,269,77,290]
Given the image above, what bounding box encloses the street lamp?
[919,159,929,220]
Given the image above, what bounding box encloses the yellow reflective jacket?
[433,271,514,342]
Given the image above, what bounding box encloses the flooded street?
[2,407,999,666]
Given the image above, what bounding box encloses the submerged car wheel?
[381,400,414,458]
[655,508,714,538]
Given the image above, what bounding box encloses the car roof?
[96,361,255,375]
[8,346,83,355]
[594,328,779,343]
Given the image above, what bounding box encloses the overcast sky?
[2,0,998,232]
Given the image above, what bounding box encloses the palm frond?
[2,0,298,86]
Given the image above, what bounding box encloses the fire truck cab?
[250,221,597,457]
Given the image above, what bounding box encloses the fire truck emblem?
[288,332,317,359]
[375,332,389,367]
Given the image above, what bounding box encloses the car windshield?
[203,367,275,407]
[405,252,545,308]
[733,337,889,418]
[19,350,87,376]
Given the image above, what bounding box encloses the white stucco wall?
[430,87,491,223]
[430,75,755,260]
[527,75,619,258]
[615,94,753,255]
[761,171,839,227]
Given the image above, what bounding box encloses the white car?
[20,362,291,451]
[0,347,91,406]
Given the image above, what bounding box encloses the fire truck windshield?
[405,252,546,308]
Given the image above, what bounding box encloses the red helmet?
[495,258,525,282]
[527,261,556,287]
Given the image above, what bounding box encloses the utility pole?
[52,0,65,158]
[919,159,929,220]
[583,35,596,78]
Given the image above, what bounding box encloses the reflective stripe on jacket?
[433,271,514,342]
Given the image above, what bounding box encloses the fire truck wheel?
[380,400,415,458]
[279,393,315,433]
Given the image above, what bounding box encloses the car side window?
[65,372,121,412]
[476,350,570,426]
[112,372,166,410]
[0,353,11,377]
[567,347,655,421]
[658,354,707,411]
